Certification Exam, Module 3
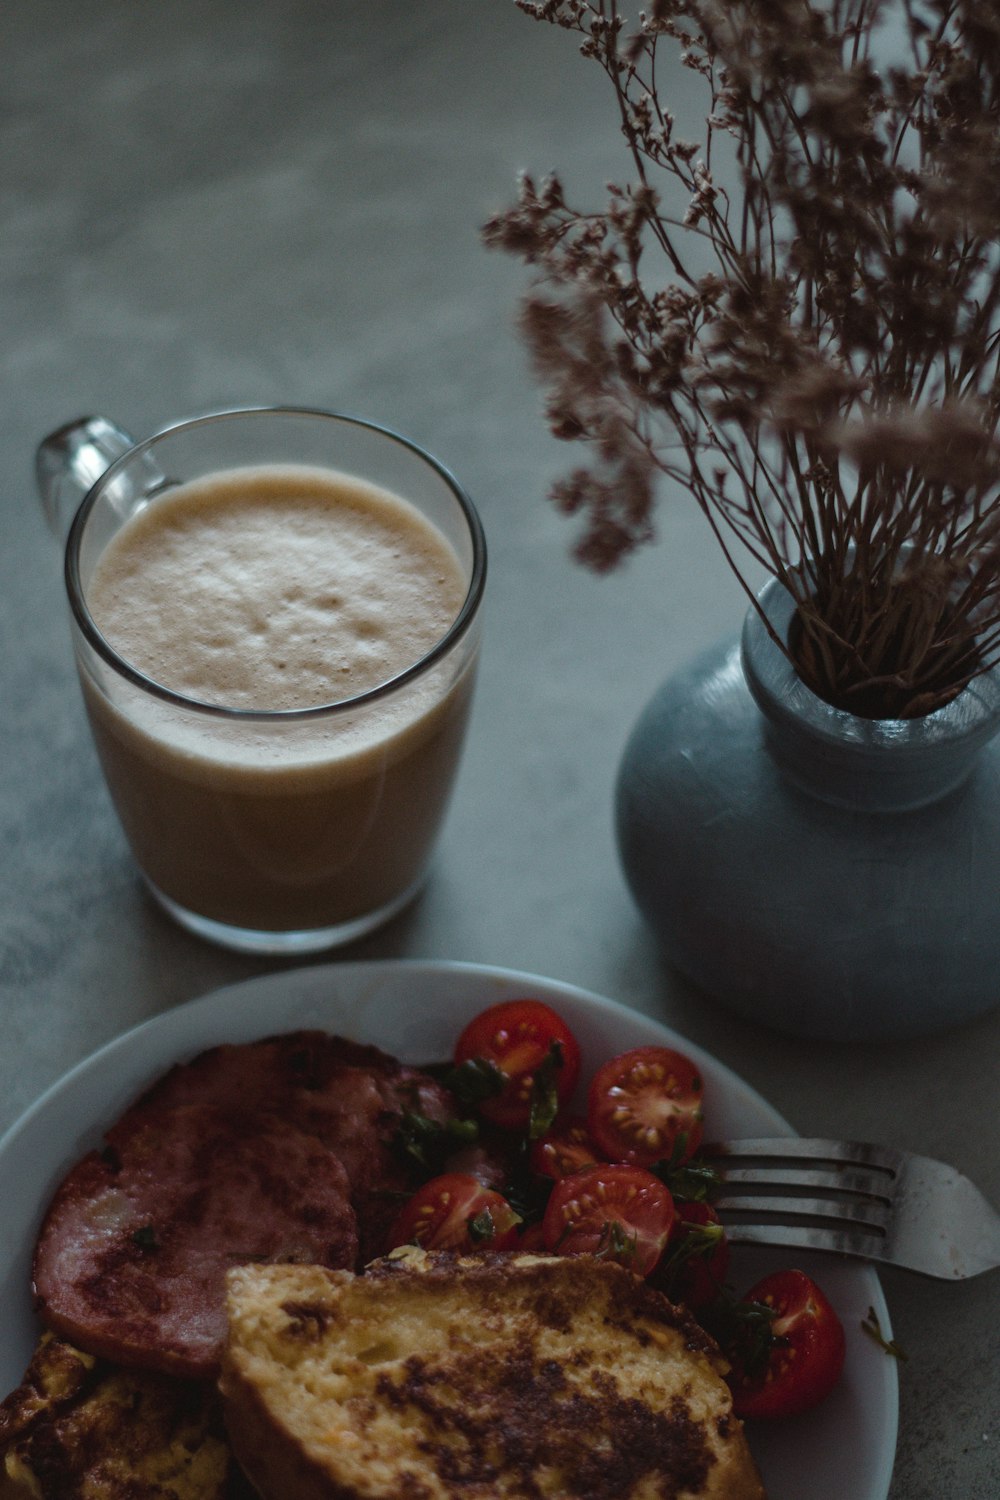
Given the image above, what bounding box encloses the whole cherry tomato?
[387,1172,521,1254]
[587,1045,704,1167]
[454,999,581,1135]
[725,1268,846,1420]
[541,1162,676,1277]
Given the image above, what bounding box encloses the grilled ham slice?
[33,1103,358,1378]
[32,1031,457,1378]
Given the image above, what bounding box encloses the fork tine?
[704,1137,903,1175]
[714,1191,892,1230]
[706,1137,899,1229]
[720,1221,891,1261]
[715,1164,894,1201]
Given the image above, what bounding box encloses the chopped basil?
[394,1109,479,1171]
[444,1055,508,1106]
[650,1140,722,1202]
[702,1295,782,1380]
[524,1039,565,1140]
[594,1218,639,1265]
[467,1206,499,1244]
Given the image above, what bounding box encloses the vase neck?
[741,580,1000,812]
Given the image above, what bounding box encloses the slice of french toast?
[0,1332,252,1499]
[220,1249,767,1500]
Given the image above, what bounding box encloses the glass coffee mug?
[36,407,486,954]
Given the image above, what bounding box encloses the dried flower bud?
[485,0,1000,715]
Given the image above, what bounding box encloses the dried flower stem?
[484,0,1000,717]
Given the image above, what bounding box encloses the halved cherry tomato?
[386,1172,521,1254]
[541,1163,676,1277]
[726,1268,846,1420]
[587,1045,704,1167]
[513,1220,549,1252]
[652,1200,730,1311]
[454,999,581,1135]
[529,1115,604,1181]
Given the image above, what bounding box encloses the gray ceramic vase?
[615,576,1000,1041]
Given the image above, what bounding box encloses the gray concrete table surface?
[1,4,996,1496]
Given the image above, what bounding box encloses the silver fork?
[703,1138,1000,1280]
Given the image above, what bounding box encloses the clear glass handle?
[35,415,153,541]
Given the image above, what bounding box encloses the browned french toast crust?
[221,1251,767,1500]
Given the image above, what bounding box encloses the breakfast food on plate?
[0,1332,252,1499]
[387,999,846,1425]
[32,1033,456,1378]
[106,1031,458,1262]
[719,1268,847,1422]
[33,1103,359,1379]
[5,996,850,1496]
[219,1248,768,1500]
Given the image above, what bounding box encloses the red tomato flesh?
[587,1045,704,1167]
[529,1115,604,1181]
[654,1200,731,1311]
[455,999,582,1133]
[727,1268,847,1420]
[541,1163,676,1277]
[386,1172,521,1254]
[513,1220,548,1252]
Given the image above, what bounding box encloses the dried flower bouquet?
[484,0,1000,718]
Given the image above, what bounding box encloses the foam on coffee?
[88,464,466,712]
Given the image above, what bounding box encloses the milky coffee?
[82,464,475,934]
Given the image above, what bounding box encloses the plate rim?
[0,957,795,1160]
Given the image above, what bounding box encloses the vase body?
[615,578,1000,1041]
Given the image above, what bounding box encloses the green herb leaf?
[394,1108,480,1170]
[661,1220,726,1272]
[862,1306,909,1362]
[527,1039,566,1140]
[131,1224,159,1251]
[656,1220,726,1301]
[467,1207,496,1243]
[593,1218,638,1265]
[443,1056,508,1107]
[466,1204,522,1244]
[702,1294,782,1381]
[650,1142,722,1203]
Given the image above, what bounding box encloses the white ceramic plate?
[0,959,897,1499]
